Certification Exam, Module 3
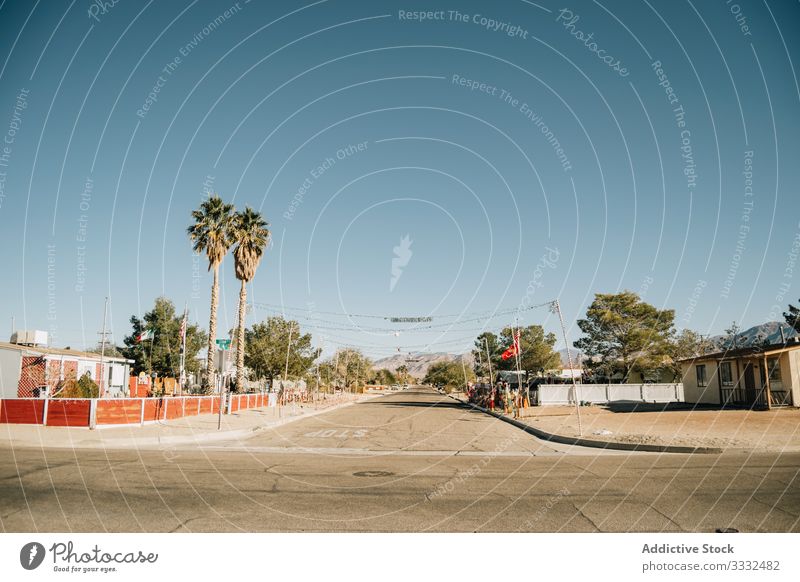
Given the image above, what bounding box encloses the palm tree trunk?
[236,279,247,389]
[207,263,219,391]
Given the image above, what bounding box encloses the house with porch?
[679,338,800,408]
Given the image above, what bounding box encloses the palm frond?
[232,207,270,282]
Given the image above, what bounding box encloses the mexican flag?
[136,329,154,343]
[501,332,520,360]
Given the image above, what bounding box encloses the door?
[743,363,756,407]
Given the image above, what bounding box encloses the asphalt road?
[1,386,798,532]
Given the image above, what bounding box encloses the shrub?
[55,378,80,398]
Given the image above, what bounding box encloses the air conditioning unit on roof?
[10,330,48,346]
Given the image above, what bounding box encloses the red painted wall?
[0,394,263,426]
[46,400,91,427]
[96,399,141,425]
[0,399,44,424]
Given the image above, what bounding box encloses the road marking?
[302,429,369,439]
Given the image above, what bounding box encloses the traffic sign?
[215,338,232,350]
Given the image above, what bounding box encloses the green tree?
[785,300,800,335]
[244,316,319,384]
[122,297,207,378]
[395,364,410,384]
[76,372,100,398]
[318,360,337,390]
[666,329,714,381]
[321,348,372,390]
[498,325,560,375]
[372,368,397,385]
[423,360,474,392]
[723,321,743,349]
[471,332,502,380]
[574,291,675,381]
[231,207,270,389]
[54,372,99,398]
[187,195,235,388]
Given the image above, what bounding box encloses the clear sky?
[0,0,798,359]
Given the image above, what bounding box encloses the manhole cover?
[353,470,394,477]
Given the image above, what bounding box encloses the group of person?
[466,381,529,418]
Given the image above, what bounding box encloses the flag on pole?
[136,329,154,343]
[501,331,520,360]
[179,312,187,342]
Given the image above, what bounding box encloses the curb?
[2,396,376,450]
[442,391,722,455]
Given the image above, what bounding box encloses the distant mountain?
[709,321,797,349]
[372,352,473,378]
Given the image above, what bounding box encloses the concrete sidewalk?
[0,395,375,450]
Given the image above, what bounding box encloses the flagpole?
[99,297,108,397]
[513,323,524,413]
[179,304,187,396]
[147,331,154,375]
[149,329,157,393]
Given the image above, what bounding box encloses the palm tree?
[187,195,235,390]
[232,207,270,389]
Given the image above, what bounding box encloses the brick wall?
[96,363,104,396]
[46,359,61,391]
[63,361,77,381]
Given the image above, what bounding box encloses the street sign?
[215,338,232,350]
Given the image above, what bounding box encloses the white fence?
[536,383,684,405]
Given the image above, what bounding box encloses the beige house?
[679,339,800,408]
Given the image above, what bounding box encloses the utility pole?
[98,297,109,397]
[483,336,494,386]
[283,321,295,382]
[461,354,469,393]
[552,299,582,436]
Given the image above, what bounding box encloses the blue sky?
[0,0,798,359]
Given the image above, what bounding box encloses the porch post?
[717,360,724,406]
[763,355,772,410]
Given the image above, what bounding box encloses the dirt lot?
[515,404,800,452]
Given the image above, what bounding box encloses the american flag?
[179,311,187,341]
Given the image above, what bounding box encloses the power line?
[249,301,555,333]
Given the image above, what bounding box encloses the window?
[767,357,783,388]
[720,362,734,386]
[696,364,707,388]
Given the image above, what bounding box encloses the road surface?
[1,387,798,532]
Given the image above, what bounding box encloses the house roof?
[678,337,800,363]
[0,341,132,363]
